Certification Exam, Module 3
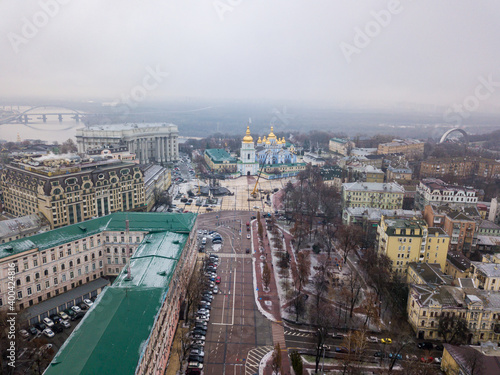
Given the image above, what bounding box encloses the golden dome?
[257,137,262,144]
[268,126,277,140]
[242,126,254,143]
[266,138,271,145]
[281,136,286,144]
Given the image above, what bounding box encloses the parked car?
[39,343,53,354]
[191,333,206,340]
[83,299,94,308]
[246,234,251,239]
[58,311,69,320]
[389,353,402,360]
[405,354,418,361]
[42,318,54,328]
[374,351,386,358]
[335,347,349,354]
[191,339,205,347]
[434,357,442,364]
[190,348,205,357]
[64,309,77,320]
[28,326,39,335]
[434,344,444,351]
[34,322,47,331]
[332,333,345,339]
[188,355,204,364]
[52,324,64,333]
[43,328,55,338]
[78,302,88,310]
[381,338,392,344]
[366,336,378,343]
[60,320,71,328]
[213,286,219,294]
[417,342,433,350]
[215,276,221,284]
[71,305,82,313]
[19,329,30,339]
[50,314,61,323]
[420,356,434,363]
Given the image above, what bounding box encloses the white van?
[201,237,207,245]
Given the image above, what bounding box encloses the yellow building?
[408,284,500,343]
[441,344,500,375]
[377,217,450,276]
[377,139,424,159]
[470,262,500,292]
[406,262,453,285]
[445,251,471,282]
[204,148,238,173]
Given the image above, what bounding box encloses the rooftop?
[472,262,500,278]
[408,262,453,286]
[443,344,500,375]
[80,122,178,131]
[420,178,477,193]
[379,139,424,147]
[204,148,237,163]
[0,212,196,260]
[342,182,405,193]
[447,251,471,272]
[0,214,49,239]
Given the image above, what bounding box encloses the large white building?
[415,178,478,210]
[76,123,179,164]
[237,126,259,176]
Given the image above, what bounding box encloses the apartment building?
[416,178,478,210]
[377,139,424,159]
[386,166,413,182]
[329,137,354,156]
[407,262,453,286]
[0,214,50,244]
[408,284,500,344]
[0,156,146,228]
[377,217,450,276]
[470,262,500,292]
[142,164,172,211]
[341,182,405,210]
[445,251,471,281]
[423,205,477,253]
[420,157,500,180]
[0,212,195,315]
[43,212,198,375]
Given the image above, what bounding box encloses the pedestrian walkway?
[245,346,274,375]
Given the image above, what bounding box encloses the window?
[70,271,74,279]
[42,256,47,264]
[27,287,32,296]
[54,277,58,285]
[53,266,57,273]
[18,291,22,299]
[45,281,50,288]
[36,284,41,291]
[44,270,48,276]
[62,274,66,282]
[25,276,30,283]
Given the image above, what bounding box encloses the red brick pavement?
[252,218,291,374]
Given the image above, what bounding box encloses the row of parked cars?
[20,298,94,339]
[187,254,220,374]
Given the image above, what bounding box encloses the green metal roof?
[204,148,237,163]
[0,212,196,259]
[44,216,196,375]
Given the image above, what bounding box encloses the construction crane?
[251,150,272,198]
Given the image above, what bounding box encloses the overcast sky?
[1,0,500,112]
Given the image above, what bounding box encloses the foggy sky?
[2,0,500,112]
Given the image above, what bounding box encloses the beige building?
[445,251,471,281]
[142,164,172,211]
[342,182,405,210]
[0,156,146,229]
[377,217,450,276]
[329,138,354,156]
[470,262,500,292]
[408,284,500,343]
[76,123,179,164]
[377,139,424,159]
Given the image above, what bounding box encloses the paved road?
[197,212,273,375]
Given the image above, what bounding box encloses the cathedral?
[237,126,299,177]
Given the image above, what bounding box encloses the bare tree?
[296,251,311,294]
[336,224,361,264]
[437,315,469,345]
[310,302,335,374]
[60,138,77,154]
[312,259,329,311]
[271,343,282,375]
[344,271,363,318]
[262,261,271,291]
[185,261,208,322]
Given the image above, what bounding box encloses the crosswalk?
[211,253,253,259]
[245,346,274,375]
[284,328,313,338]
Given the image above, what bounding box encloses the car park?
[43,318,55,328]
[43,328,55,338]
